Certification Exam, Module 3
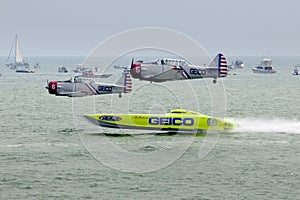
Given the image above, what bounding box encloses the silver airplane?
[46,70,132,97]
[130,53,228,83]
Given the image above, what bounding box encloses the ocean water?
[0,56,299,199]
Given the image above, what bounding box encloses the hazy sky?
[1,0,300,56]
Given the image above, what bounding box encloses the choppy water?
[0,56,299,199]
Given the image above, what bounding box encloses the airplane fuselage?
[143,63,220,82]
[53,81,125,97]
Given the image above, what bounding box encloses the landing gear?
[118,93,122,98]
[213,78,217,84]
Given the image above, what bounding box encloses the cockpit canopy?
[169,109,200,115]
[161,58,187,66]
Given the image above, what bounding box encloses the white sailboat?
[6,35,34,73]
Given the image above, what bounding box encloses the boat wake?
[230,118,300,134]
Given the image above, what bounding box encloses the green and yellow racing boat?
[84,109,235,133]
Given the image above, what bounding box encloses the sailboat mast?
[6,35,15,63]
[15,35,18,64]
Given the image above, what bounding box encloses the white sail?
[6,35,34,73]
[15,35,24,63]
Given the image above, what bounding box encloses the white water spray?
[230,118,300,134]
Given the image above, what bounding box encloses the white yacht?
[252,58,276,74]
[292,66,299,75]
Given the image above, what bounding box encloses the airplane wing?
[57,91,89,97]
[143,66,185,81]
[77,74,112,78]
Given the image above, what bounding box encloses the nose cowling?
[48,81,58,94]
[130,63,141,78]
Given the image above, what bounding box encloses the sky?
[1,0,300,56]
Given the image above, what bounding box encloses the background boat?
[252,58,276,73]
[292,65,299,75]
[6,35,35,73]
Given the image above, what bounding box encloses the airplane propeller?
[131,57,134,69]
[45,79,49,89]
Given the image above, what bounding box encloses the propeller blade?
[131,57,134,69]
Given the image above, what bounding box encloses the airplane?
[84,109,235,133]
[130,53,228,83]
[46,70,132,97]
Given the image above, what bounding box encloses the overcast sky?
[1,0,300,56]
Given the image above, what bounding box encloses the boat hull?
[16,69,34,73]
[6,62,29,70]
[252,69,276,73]
[84,113,235,132]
